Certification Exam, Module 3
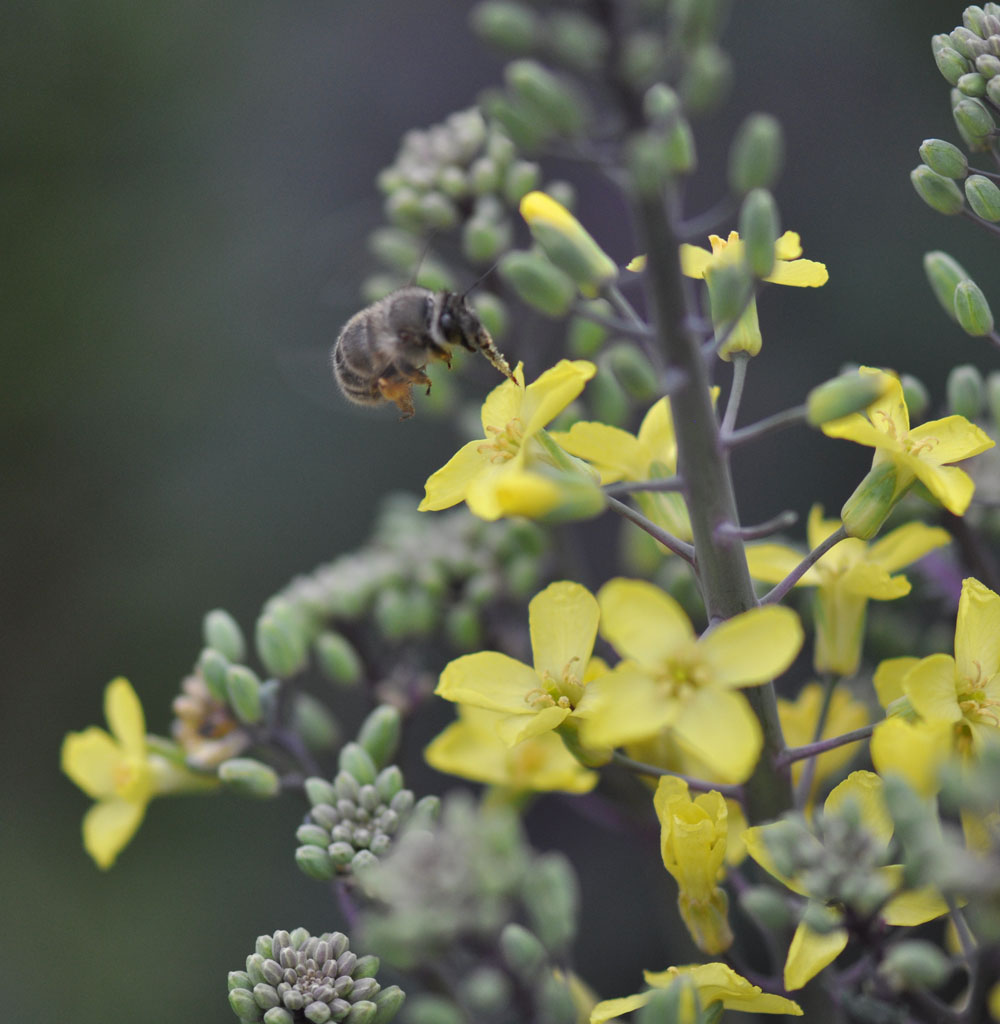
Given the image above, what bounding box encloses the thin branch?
[715,510,797,541]
[604,475,684,496]
[776,724,875,769]
[604,281,667,375]
[795,672,838,808]
[677,195,739,240]
[605,494,696,563]
[947,897,977,964]
[761,526,848,605]
[571,298,652,340]
[960,208,1000,238]
[612,751,744,800]
[721,352,750,434]
[723,404,809,447]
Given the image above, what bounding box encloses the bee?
[331,286,514,418]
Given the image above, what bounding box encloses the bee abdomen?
[332,317,383,405]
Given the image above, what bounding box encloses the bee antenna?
[461,260,499,300]
[407,235,435,288]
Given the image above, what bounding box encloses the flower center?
[477,418,525,464]
[113,754,152,802]
[661,652,710,698]
[526,658,583,710]
[957,661,1000,730]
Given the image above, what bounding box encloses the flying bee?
[331,286,515,418]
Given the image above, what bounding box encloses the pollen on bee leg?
[378,377,416,418]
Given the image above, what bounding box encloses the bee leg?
[377,376,416,419]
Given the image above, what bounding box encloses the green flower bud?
[952,26,990,59]
[443,602,482,651]
[739,188,779,278]
[923,250,971,321]
[977,52,1000,76]
[198,646,231,702]
[417,192,458,232]
[294,694,341,753]
[499,923,547,983]
[534,972,576,1024]
[226,665,263,725]
[502,159,542,205]
[469,2,540,53]
[728,113,784,194]
[806,372,891,426]
[679,43,732,114]
[404,995,463,1024]
[371,985,406,1024]
[546,12,608,73]
[219,757,280,798]
[356,706,401,769]
[256,610,307,680]
[706,259,753,324]
[899,374,930,420]
[498,250,577,316]
[295,844,336,881]
[965,6,991,37]
[229,971,254,992]
[627,129,678,194]
[959,71,988,95]
[949,364,986,419]
[296,822,329,847]
[462,216,512,265]
[954,97,996,139]
[384,188,423,232]
[523,851,578,952]
[471,292,508,341]
[987,371,1000,430]
[987,75,1000,106]
[520,191,618,296]
[340,742,378,785]
[954,278,995,335]
[459,967,512,1015]
[965,173,1000,220]
[588,364,630,426]
[934,44,971,85]
[638,986,700,1024]
[230,986,265,1022]
[368,228,422,273]
[620,31,666,89]
[435,166,468,200]
[643,82,681,124]
[204,609,246,663]
[801,901,843,935]
[739,885,793,929]
[468,156,501,195]
[506,553,542,598]
[918,138,968,178]
[879,940,952,993]
[606,343,659,401]
[567,304,611,357]
[910,165,965,214]
[673,0,728,43]
[841,461,902,540]
[315,631,363,688]
[505,60,586,137]
[664,118,697,174]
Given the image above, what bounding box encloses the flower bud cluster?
[228,928,404,1024]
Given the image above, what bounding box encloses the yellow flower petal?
[590,994,651,1024]
[61,727,120,799]
[529,581,600,682]
[870,717,952,798]
[820,413,904,451]
[82,797,147,870]
[672,688,762,784]
[679,243,712,278]
[519,360,596,436]
[839,561,910,600]
[436,651,542,713]
[698,605,803,687]
[635,397,678,462]
[644,962,803,1015]
[597,578,694,665]
[488,469,564,519]
[867,521,951,574]
[880,869,949,926]
[904,457,976,517]
[495,705,572,745]
[553,421,645,483]
[420,439,497,512]
[774,231,803,260]
[577,664,679,748]
[824,770,892,849]
[481,365,527,432]
[746,543,817,586]
[765,257,828,287]
[873,656,920,708]
[908,415,995,465]
[105,677,146,753]
[743,825,813,896]
[955,577,1000,684]
[784,919,848,990]
[904,653,962,724]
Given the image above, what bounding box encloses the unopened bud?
[226,665,263,725]
[229,986,263,1021]
[899,375,929,420]
[958,71,988,96]
[198,646,230,702]
[404,995,463,1024]
[505,60,586,138]
[879,940,952,993]
[965,173,1000,220]
[498,250,577,316]
[728,113,784,193]
[371,985,406,1024]
[295,844,336,881]
[977,52,1000,76]
[841,461,902,540]
[606,343,659,401]
[339,742,378,785]
[954,97,996,139]
[643,82,681,124]
[807,372,891,426]
[469,2,540,53]
[502,159,542,205]
[910,165,965,214]
[219,757,280,798]
[988,75,1000,106]
[923,250,971,322]
[547,12,608,73]
[954,279,995,335]
[918,138,968,178]
[356,705,401,769]
[965,6,992,37]
[204,608,246,663]
[802,901,844,935]
[739,188,779,278]
[740,885,793,929]
[523,851,579,953]
[566,302,611,357]
[987,371,1000,429]
[519,191,617,296]
[255,610,307,679]
[934,44,972,85]
[679,43,732,114]
[952,26,990,59]
[535,973,576,1024]
[471,292,508,341]
[316,631,363,687]
[462,216,512,265]
[637,985,699,1024]
[293,694,340,752]
[499,923,547,983]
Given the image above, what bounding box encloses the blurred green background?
[4,3,995,1022]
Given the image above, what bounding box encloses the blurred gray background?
[3,2,993,1022]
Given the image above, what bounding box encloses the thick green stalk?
[633,189,792,823]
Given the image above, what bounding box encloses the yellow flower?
[590,962,802,1022]
[419,359,596,521]
[744,771,948,990]
[520,190,618,297]
[778,682,870,807]
[435,581,609,755]
[872,577,1000,796]
[654,777,732,954]
[679,229,827,360]
[747,505,950,675]
[61,678,213,868]
[579,578,803,783]
[424,703,598,794]
[822,368,994,535]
